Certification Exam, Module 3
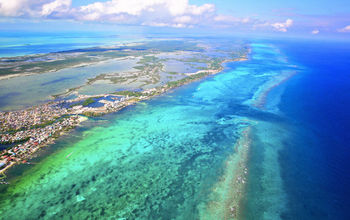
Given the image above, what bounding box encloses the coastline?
[0,57,248,177]
[0,115,87,178]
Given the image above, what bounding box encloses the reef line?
[200,126,251,220]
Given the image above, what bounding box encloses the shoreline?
[0,57,248,177]
[0,115,87,179]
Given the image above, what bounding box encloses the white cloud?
[0,0,71,18]
[187,3,214,15]
[311,29,319,34]
[173,16,192,24]
[214,15,250,24]
[0,0,25,17]
[41,0,71,17]
[0,0,295,32]
[0,0,33,17]
[338,25,350,32]
[270,19,293,32]
[73,0,215,28]
[76,0,213,20]
[253,18,293,32]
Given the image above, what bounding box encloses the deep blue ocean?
[275,39,350,219]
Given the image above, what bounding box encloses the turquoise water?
[0,43,299,219]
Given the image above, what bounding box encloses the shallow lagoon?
[0,58,138,111]
[163,60,200,73]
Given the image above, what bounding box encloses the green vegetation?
[167,72,179,75]
[30,120,56,129]
[69,103,81,108]
[0,55,95,76]
[68,97,98,108]
[113,91,143,97]
[82,98,96,106]
[87,74,107,85]
[176,57,208,63]
[0,40,202,77]
[82,112,102,117]
[209,58,223,69]
[0,46,137,77]
[52,85,84,99]
[166,72,209,88]
[133,66,145,70]
[127,40,201,52]
[0,40,247,79]
[138,56,159,64]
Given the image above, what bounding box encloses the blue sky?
[192,0,350,15]
[0,0,349,38]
